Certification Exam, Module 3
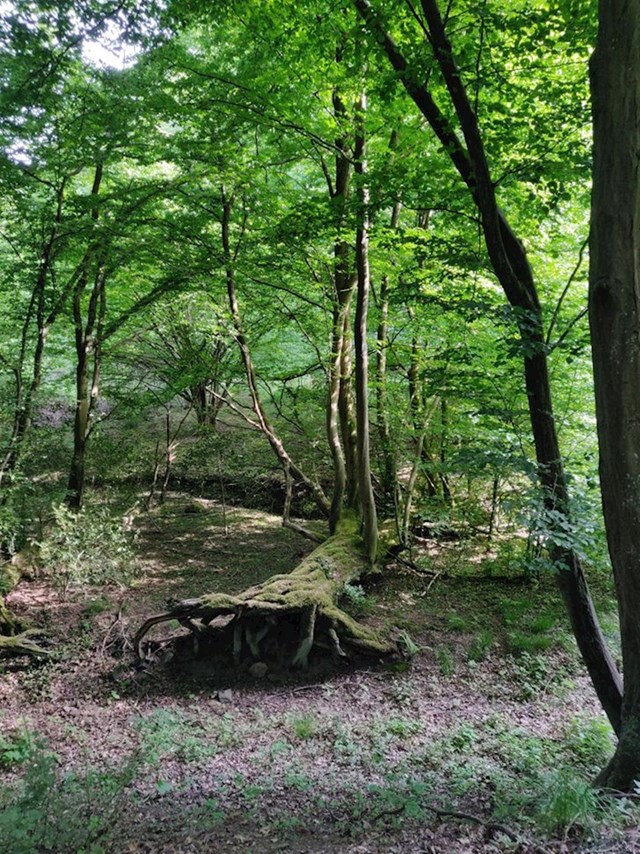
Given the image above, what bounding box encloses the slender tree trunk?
[0,180,67,484]
[221,188,329,520]
[339,312,359,508]
[66,164,104,511]
[328,297,350,532]
[487,475,499,545]
[589,0,640,790]
[407,329,438,497]
[327,80,357,527]
[439,397,451,503]
[354,93,378,565]
[376,145,400,508]
[354,0,623,732]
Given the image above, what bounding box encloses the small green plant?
[381,717,421,739]
[435,644,455,676]
[339,582,373,616]
[446,614,468,632]
[508,651,550,700]
[82,597,111,617]
[467,629,493,662]
[0,727,36,768]
[536,770,602,835]
[288,712,317,741]
[397,629,422,657]
[449,723,478,751]
[563,715,615,771]
[19,660,57,703]
[34,503,139,594]
[0,739,139,852]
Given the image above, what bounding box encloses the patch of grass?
[509,631,554,654]
[82,597,111,617]
[446,614,468,631]
[562,715,615,772]
[536,770,604,836]
[134,708,241,764]
[421,715,639,841]
[528,612,556,633]
[499,596,530,627]
[435,644,455,676]
[287,712,317,741]
[467,629,493,662]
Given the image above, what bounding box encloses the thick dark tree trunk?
[589,0,640,790]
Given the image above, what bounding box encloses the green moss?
[0,564,20,595]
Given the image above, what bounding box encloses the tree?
[352,0,622,731]
[133,12,397,665]
[589,0,640,791]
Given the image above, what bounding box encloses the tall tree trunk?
[0,179,67,484]
[354,0,623,732]
[328,295,351,532]
[66,164,105,511]
[376,135,400,509]
[590,0,640,790]
[327,79,357,528]
[354,93,378,565]
[407,326,438,497]
[221,188,329,522]
[439,397,451,503]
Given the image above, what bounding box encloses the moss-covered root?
[0,596,17,636]
[0,628,49,658]
[134,516,396,667]
[0,558,49,658]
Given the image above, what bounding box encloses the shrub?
[34,503,138,594]
[0,738,138,852]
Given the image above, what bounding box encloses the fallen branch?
[424,804,544,852]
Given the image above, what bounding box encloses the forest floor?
[1,494,638,853]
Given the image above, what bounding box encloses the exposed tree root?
[135,515,396,668]
[0,628,49,658]
[0,562,50,659]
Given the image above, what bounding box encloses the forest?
[1,0,640,851]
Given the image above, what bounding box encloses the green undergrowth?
[0,708,631,852]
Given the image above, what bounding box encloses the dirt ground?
[1,496,637,853]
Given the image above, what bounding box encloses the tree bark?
[354,93,378,565]
[66,164,105,511]
[376,133,400,508]
[589,0,640,790]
